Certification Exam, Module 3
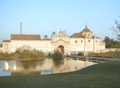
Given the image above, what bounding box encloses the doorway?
[58,45,64,55]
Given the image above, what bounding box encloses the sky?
[0,0,120,43]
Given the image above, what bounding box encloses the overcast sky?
[0,0,120,43]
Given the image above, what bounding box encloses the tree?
[44,35,48,39]
[104,36,120,48]
[112,16,120,41]
[104,36,111,48]
[52,32,56,35]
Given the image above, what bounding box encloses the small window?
[88,34,90,36]
[84,34,86,36]
[5,44,8,50]
[75,40,77,43]
[96,40,97,43]
[88,40,90,43]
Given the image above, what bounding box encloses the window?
[75,40,77,43]
[88,40,90,43]
[88,34,90,36]
[84,34,86,36]
[5,44,8,50]
[96,40,97,43]
[81,40,83,43]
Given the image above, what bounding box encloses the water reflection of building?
[2,59,96,76]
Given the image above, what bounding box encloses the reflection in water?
[21,61,38,69]
[13,65,16,71]
[53,59,64,67]
[0,58,97,76]
[5,62,9,70]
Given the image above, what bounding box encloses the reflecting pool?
[0,58,97,76]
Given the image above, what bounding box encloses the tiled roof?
[11,34,41,40]
[81,25,92,33]
[3,40,10,42]
[71,25,93,38]
[70,33,100,38]
[70,33,84,38]
[0,44,2,47]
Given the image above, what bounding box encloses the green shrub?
[52,50,63,59]
[88,50,120,59]
[78,52,84,56]
[17,49,45,60]
[0,49,45,60]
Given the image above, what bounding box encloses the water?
[0,58,96,76]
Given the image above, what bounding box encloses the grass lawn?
[0,62,120,88]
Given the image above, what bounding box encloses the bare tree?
[112,16,120,41]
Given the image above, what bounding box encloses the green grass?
[0,62,120,88]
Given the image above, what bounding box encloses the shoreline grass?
[88,51,120,59]
[51,50,64,59]
[0,49,45,60]
[0,61,120,88]
[78,51,120,59]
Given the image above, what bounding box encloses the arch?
[58,45,64,55]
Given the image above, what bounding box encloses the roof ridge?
[11,34,40,35]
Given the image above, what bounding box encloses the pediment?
[53,39,69,43]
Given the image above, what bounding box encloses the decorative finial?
[64,29,66,32]
[60,28,62,32]
[84,22,88,29]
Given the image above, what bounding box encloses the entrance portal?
[58,45,64,55]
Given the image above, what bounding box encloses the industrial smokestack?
[20,22,22,34]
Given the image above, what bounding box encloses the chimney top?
[20,22,22,34]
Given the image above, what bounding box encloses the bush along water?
[0,46,45,60]
[16,49,45,60]
[52,50,63,60]
[88,50,120,59]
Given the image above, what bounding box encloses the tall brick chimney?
[20,22,22,34]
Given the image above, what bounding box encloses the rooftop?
[11,34,41,40]
[81,25,92,33]
[70,33,84,38]
[3,40,10,42]
[0,44,2,47]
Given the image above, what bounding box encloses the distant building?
[0,23,105,55]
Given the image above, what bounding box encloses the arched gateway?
[58,45,64,55]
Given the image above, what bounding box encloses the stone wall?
[2,42,11,53]
[10,40,52,54]
[0,47,2,52]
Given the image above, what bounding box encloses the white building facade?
[0,24,105,55]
